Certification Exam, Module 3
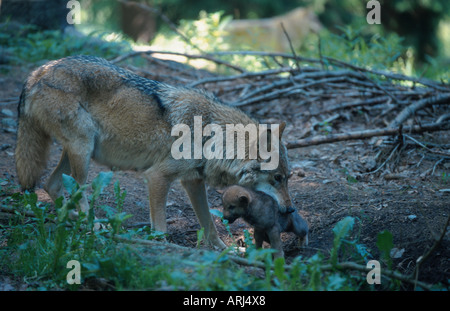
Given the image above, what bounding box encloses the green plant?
[0,22,130,65]
[0,173,415,290]
[376,230,394,269]
[0,172,154,289]
[330,216,355,265]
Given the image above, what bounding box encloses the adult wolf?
[15,55,293,249]
[225,7,322,52]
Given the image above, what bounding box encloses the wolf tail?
[15,89,51,190]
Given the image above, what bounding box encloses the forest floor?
[0,57,449,290]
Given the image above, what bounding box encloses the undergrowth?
[0,23,130,65]
[0,171,410,290]
[152,10,448,82]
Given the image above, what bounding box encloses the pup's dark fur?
[221,185,308,258]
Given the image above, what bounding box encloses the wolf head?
[221,185,253,224]
[236,122,293,213]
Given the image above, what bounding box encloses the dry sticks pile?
[111,50,450,153]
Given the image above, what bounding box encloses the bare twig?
[280,22,301,73]
[110,49,245,73]
[0,205,38,219]
[115,235,434,290]
[404,134,450,157]
[322,261,433,290]
[319,96,390,114]
[413,215,450,290]
[286,122,450,149]
[188,66,295,88]
[390,93,450,128]
[365,143,401,175]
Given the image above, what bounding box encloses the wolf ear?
[262,122,286,145]
[238,194,251,207]
[278,121,286,138]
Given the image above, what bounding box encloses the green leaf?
[209,209,223,218]
[274,257,286,282]
[376,230,393,268]
[62,174,78,194]
[330,216,355,264]
[355,243,372,261]
[376,230,393,252]
[91,171,113,200]
[332,216,355,242]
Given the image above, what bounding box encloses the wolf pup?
[222,185,308,258]
[15,55,294,249]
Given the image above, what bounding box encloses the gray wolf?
[15,55,293,249]
[225,7,322,52]
[221,185,308,258]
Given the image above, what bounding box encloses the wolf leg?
[66,143,93,218]
[143,169,171,233]
[181,179,226,250]
[44,149,71,203]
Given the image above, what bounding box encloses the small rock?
[1,109,14,117]
[407,215,417,221]
[296,168,306,177]
[294,160,315,168]
[390,248,405,259]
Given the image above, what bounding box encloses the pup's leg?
[254,229,265,249]
[143,169,171,233]
[181,179,226,250]
[266,226,284,259]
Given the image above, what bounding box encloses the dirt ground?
[0,59,448,290]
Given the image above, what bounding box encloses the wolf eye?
[229,205,236,209]
[274,174,283,182]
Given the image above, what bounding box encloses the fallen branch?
[321,261,433,290]
[110,49,245,73]
[321,96,390,114]
[188,66,297,88]
[389,93,450,128]
[404,134,450,157]
[114,235,434,290]
[0,205,37,219]
[286,121,450,149]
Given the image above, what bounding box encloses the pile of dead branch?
[111,49,450,156]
